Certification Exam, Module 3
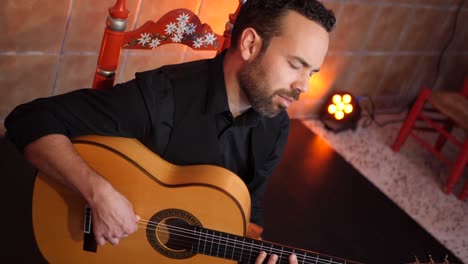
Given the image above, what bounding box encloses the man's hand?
[23,135,140,246]
[255,251,298,264]
[89,185,140,245]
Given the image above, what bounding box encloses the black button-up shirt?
[5,52,289,225]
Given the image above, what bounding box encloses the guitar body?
[32,135,251,263]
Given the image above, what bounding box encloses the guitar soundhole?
[146,209,202,259]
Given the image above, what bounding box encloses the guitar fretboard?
[187,226,361,264]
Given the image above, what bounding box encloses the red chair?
[92,0,243,89]
[392,77,468,201]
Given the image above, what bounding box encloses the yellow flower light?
[327,93,354,120]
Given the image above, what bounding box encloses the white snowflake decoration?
[204,33,217,46]
[137,33,151,46]
[149,38,161,48]
[171,33,183,43]
[165,22,177,35]
[193,37,204,48]
[177,13,190,25]
[186,23,197,35]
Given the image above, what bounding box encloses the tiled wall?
[1,0,467,135]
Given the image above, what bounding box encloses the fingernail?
[271,254,278,260]
[291,254,297,261]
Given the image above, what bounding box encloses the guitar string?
[134,219,349,264]
[135,222,346,264]
[84,210,352,264]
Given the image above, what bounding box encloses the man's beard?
[238,55,300,117]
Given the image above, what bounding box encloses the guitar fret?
[224,235,229,258]
[197,227,202,254]
[248,237,253,263]
[231,236,237,260]
[209,230,213,256]
[203,228,208,255]
[279,246,283,264]
[239,237,245,261]
[216,230,221,257]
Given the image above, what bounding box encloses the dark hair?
[230,0,336,52]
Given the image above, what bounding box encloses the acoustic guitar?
[32,135,363,264]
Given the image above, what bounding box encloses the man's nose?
[292,76,309,93]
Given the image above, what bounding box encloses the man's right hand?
[23,134,140,246]
[88,185,140,245]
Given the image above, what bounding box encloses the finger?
[122,233,129,238]
[95,235,106,246]
[255,251,268,264]
[289,254,298,264]
[136,215,141,221]
[107,237,119,245]
[267,254,278,264]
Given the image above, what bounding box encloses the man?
[5,0,335,263]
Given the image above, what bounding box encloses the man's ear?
[239,28,263,61]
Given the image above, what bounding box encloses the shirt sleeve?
[5,79,152,151]
[248,111,290,226]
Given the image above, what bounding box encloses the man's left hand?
[255,251,298,264]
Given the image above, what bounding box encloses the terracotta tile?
[0,0,70,52]
[329,3,378,51]
[411,55,439,91]
[365,6,413,51]
[135,0,201,29]
[198,0,239,36]
[54,55,98,95]
[379,55,420,96]
[0,55,58,118]
[448,10,468,52]
[64,0,140,52]
[399,8,455,51]
[346,55,389,97]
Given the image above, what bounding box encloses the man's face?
[238,11,330,117]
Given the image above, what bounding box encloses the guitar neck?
[190,226,361,264]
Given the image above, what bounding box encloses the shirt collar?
[204,50,262,127]
[204,50,230,115]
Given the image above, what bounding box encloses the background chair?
[392,77,468,201]
[92,0,243,89]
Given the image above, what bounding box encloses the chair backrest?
[93,0,243,89]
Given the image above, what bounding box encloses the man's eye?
[289,62,300,69]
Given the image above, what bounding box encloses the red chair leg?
[392,88,432,152]
[444,137,468,195]
[434,120,453,152]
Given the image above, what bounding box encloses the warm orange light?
[328,104,337,114]
[335,111,344,120]
[332,94,342,104]
[328,93,354,120]
[336,101,345,110]
[342,94,352,104]
[344,104,353,114]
